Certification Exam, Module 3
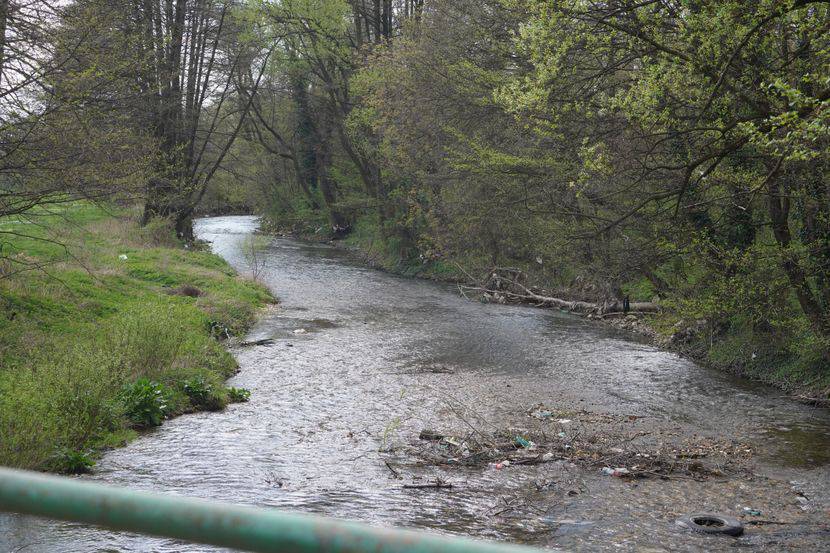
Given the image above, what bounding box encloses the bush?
[0,346,125,470]
[140,216,179,247]
[228,387,251,403]
[182,375,226,411]
[105,305,186,379]
[119,378,169,427]
[52,448,95,474]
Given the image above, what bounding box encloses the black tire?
[677,513,744,537]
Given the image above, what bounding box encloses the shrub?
[228,387,251,403]
[200,297,257,339]
[105,305,186,379]
[140,216,178,247]
[51,448,95,474]
[119,378,169,427]
[0,346,125,470]
[182,375,226,411]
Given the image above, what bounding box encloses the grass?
[704,320,830,397]
[0,203,272,472]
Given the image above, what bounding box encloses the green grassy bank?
[0,204,272,472]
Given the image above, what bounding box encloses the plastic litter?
[514,435,532,448]
[742,507,762,516]
[118,254,128,260]
[601,467,630,477]
[418,430,444,441]
[293,328,307,334]
[557,419,572,424]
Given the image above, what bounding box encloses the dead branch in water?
[239,338,274,347]
[461,267,660,315]
[402,482,454,490]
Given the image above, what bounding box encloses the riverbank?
[8,214,827,552]
[0,204,272,472]
[263,217,829,404]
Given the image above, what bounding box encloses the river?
[2,216,828,552]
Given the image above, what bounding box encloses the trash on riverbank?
[402,478,453,490]
[514,435,533,448]
[676,513,744,536]
[406,406,753,480]
[419,429,444,441]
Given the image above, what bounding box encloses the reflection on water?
[763,423,830,468]
[2,216,828,553]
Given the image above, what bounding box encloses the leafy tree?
[497,0,829,348]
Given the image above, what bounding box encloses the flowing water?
[2,216,829,552]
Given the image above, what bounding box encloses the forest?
[0,0,828,474]
[209,0,830,395]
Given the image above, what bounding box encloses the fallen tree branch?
[384,460,402,479]
[239,338,275,347]
[402,482,454,490]
[464,268,660,315]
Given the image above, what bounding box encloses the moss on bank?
[0,204,272,472]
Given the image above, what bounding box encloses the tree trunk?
[315,117,350,237]
[768,176,830,343]
[0,0,9,78]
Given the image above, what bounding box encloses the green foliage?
[182,375,227,411]
[222,0,828,396]
[52,448,96,475]
[0,204,271,471]
[120,378,169,428]
[227,387,251,403]
[140,217,179,248]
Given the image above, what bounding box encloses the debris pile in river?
[405,405,753,480]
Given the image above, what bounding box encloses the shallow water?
[2,216,828,552]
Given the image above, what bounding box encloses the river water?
[2,216,829,552]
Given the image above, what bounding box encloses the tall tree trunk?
[0,0,9,78]
[315,117,350,237]
[768,176,830,345]
[381,0,391,38]
[372,0,381,42]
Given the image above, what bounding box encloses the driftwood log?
[464,268,660,315]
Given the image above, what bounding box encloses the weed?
[183,375,226,411]
[120,378,169,428]
[228,387,251,403]
[0,203,272,471]
[52,448,96,474]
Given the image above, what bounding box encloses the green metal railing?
[0,468,551,553]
